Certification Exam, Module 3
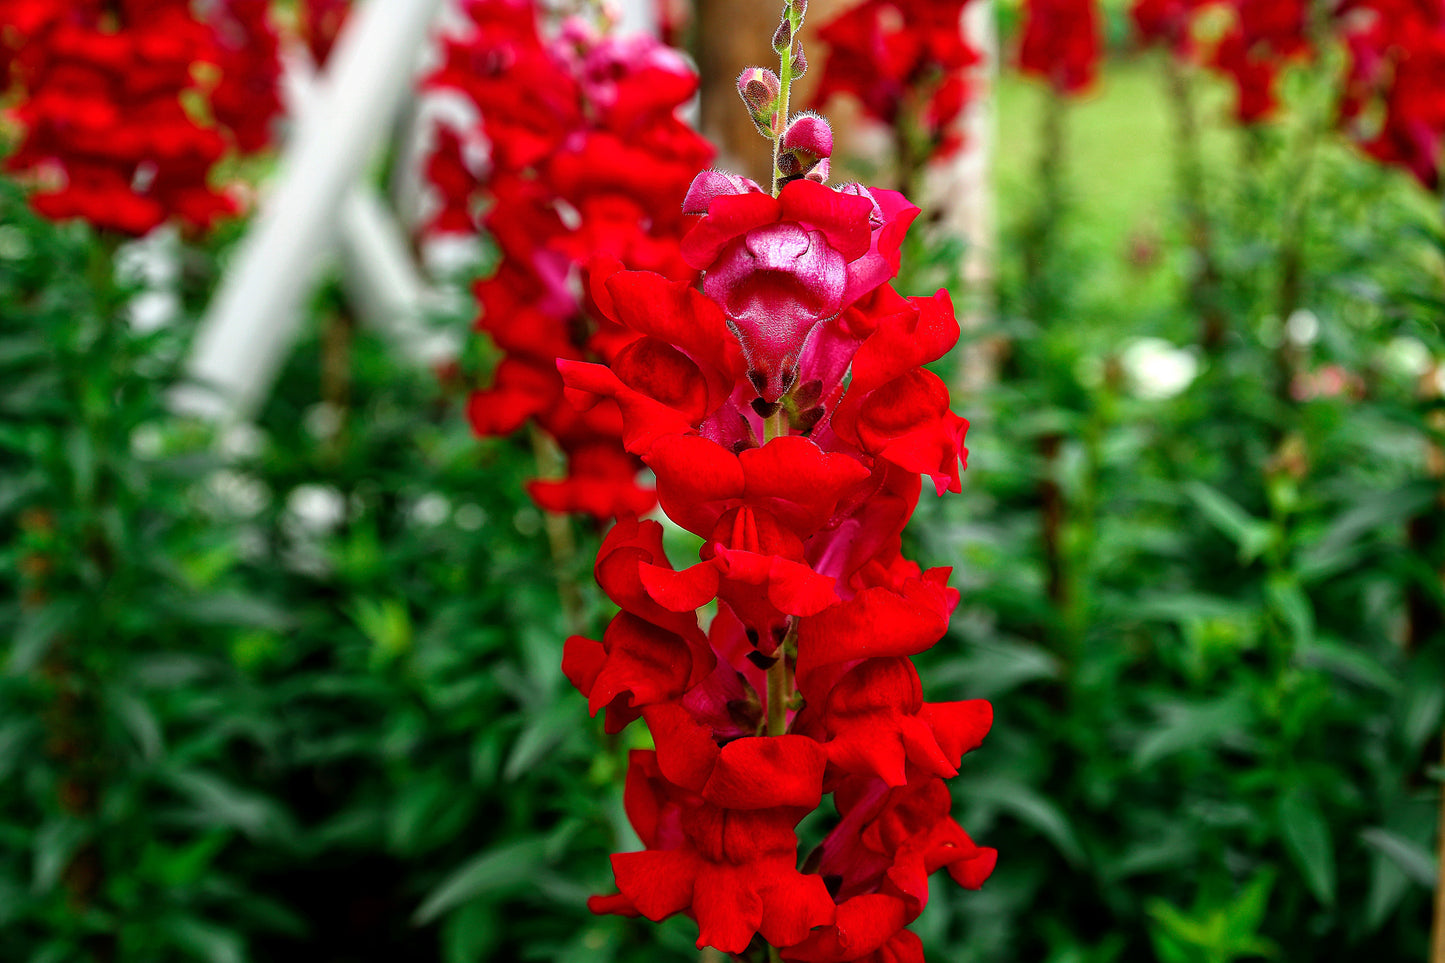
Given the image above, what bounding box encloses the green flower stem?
[530,426,585,636]
[770,0,804,197]
[763,406,791,740]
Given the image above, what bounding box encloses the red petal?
[778,178,875,261]
[681,190,781,269]
[611,849,698,921]
[647,434,747,536]
[756,867,837,949]
[704,734,827,810]
[692,863,764,953]
[780,893,910,962]
[795,579,952,678]
[920,699,993,768]
[639,561,722,613]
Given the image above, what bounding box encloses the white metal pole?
[176,0,447,422]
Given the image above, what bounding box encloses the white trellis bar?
[175,0,447,422]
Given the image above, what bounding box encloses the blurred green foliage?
[1,25,1444,963]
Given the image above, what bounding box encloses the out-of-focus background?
[1,0,1443,960]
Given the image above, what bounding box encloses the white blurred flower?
[127,290,181,333]
[220,423,267,461]
[422,234,485,278]
[1120,337,1199,400]
[207,470,270,518]
[286,484,347,534]
[410,492,451,527]
[1285,309,1320,346]
[114,226,180,288]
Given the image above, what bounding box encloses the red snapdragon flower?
[425,0,713,520]
[1338,0,1445,187]
[1207,0,1312,122]
[810,0,982,160]
[0,0,282,235]
[1131,0,1209,54]
[560,73,995,955]
[1019,0,1102,94]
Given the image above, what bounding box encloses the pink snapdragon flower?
[681,168,919,402]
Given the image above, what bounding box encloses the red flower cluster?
[1338,0,1445,188]
[1019,0,1102,95]
[424,0,713,519]
[1129,0,1311,123]
[1130,0,1209,55]
[811,0,982,160]
[0,0,283,235]
[300,0,350,67]
[1209,0,1312,122]
[560,117,995,958]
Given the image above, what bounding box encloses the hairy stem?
[770,0,803,196]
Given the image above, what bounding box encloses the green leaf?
[8,599,82,675]
[964,776,1084,865]
[32,819,88,893]
[1295,638,1399,695]
[442,901,499,963]
[1264,577,1313,649]
[503,702,575,782]
[0,718,39,781]
[164,770,290,840]
[412,837,548,925]
[1132,694,1254,770]
[1364,841,1411,933]
[1277,788,1335,905]
[1359,827,1438,887]
[106,688,164,761]
[167,915,244,963]
[1184,482,1273,564]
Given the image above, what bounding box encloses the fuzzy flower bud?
[772,16,793,53]
[737,66,783,137]
[780,112,833,178]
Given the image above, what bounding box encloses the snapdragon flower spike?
[1019,0,1102,95]
[812,0,983,161]
[1338,0,1445,188]
[0,0,283,235]
[425,0,714,520]
[561,12,993,957]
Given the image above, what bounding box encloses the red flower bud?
[738,65,784,137]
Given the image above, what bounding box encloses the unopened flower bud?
[782,113,832,161]
[791,39,808,78]
[737,67,782,138]
[772,16,792,53]
[778,113,833,183]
